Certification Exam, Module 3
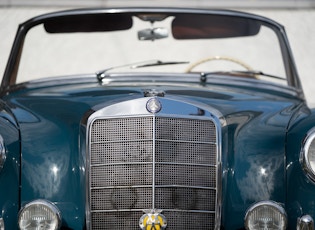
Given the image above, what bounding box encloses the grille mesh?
[89,116,218,229]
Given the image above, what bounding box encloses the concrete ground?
[1,7,315,105]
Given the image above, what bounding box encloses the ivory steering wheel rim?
[186,56,253,73]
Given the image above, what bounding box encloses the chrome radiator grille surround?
[88,115,219,229]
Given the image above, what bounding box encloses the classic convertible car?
[0,7,314,230]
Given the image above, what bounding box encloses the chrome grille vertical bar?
[152,115,156,209]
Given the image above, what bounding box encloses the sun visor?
[44,13,133,33]
[172,14,261,39]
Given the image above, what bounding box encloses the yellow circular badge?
[139,210,167,230]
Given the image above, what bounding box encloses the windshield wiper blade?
[131,60,189,69]
[230,70,286,80]
[96,59,189,81]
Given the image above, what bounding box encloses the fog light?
[297,215,314,230]
[18,200,61,230]
[245,201,287,230]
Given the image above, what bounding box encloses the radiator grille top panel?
[89,116,218,229]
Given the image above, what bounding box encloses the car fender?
[0,100,20,229]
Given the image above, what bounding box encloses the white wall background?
[0,2,314,105]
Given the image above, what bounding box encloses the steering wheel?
[186,56,253,72]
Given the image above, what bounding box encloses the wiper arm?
[96,59,189,81]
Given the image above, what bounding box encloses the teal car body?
[0,7,314,230]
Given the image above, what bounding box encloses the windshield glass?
[17,12,287,85]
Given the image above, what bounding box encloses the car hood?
[4,80,303,229]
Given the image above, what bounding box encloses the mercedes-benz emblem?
[146,98,162,114]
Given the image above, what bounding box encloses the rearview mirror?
[138,27,169,41]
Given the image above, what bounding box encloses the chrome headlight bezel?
[0,217,4,230]
[0,135,6,172]
[300,127,315,182]
[18,199,61,230]
[244,200,287,230]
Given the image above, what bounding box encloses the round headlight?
[301,128,315,182]
[18,200,61,230]
[245,201,287,230]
